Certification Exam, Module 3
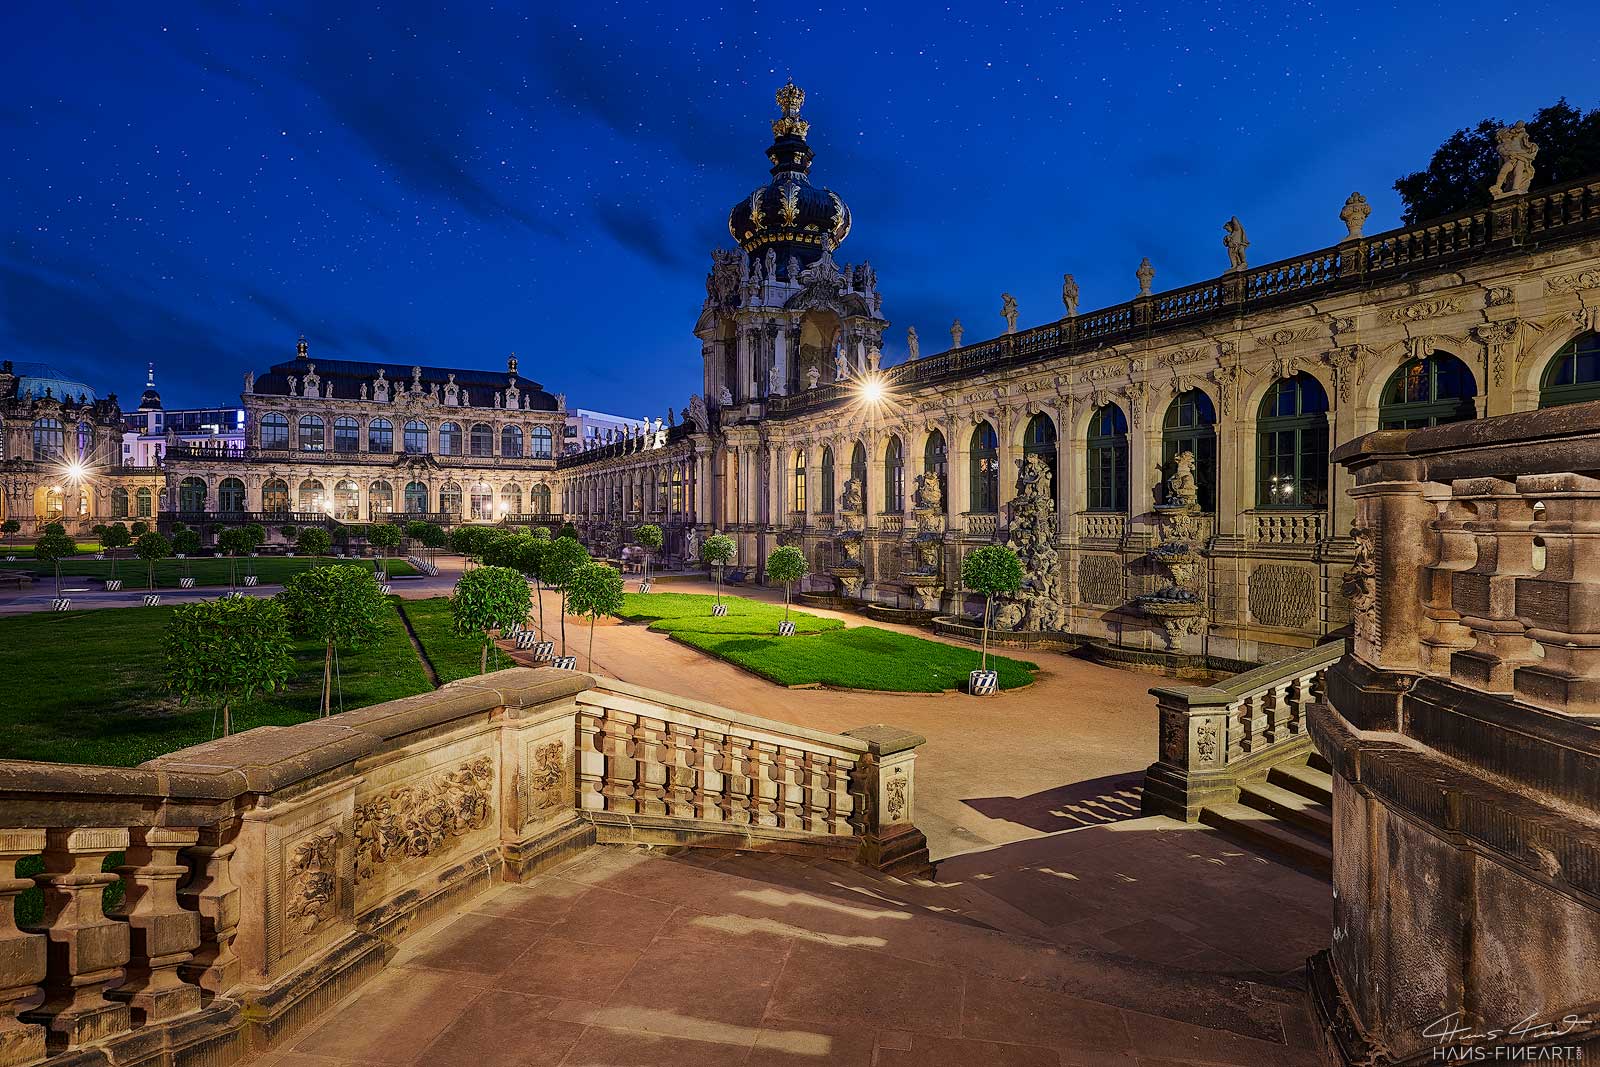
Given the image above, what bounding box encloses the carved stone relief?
[1077,553,1123,607]
[1248,565,1319,628]
[284,827,339,934]
[353,756,494,882]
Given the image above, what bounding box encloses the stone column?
[23,828,131,1051]
[843,726,930,875]
[946,420,969,527]
[0,829,46,1067]
[996,410,1018,514]
[735,325,754,404]
[110,827,201,1025]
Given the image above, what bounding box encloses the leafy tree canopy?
[296,527,332,557]
[367,523,402,551]
[701,533,736,566]
[764,544,808,585]
[450,564,532,662]
[217,528,253,556]
[635,523,663,551]
[135,531,172,562]
[1396,98,1600,223]
[542,536,589,589]
[962,545,1024,596]
[566,562,625,619]
[163,596,294,734]
[279,564,387,651]
[172,528,202,556]
[33,528,76,563]
[102,522,132,550]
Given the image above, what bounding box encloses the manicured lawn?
[398,596,515,683]
[0,541,102,557]
[672,625,1038,692]
[617,591,843,635]
[0,555,417,589]
[0,598,432,767]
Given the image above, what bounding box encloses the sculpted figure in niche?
[1340,192,1371,239]
[765,247,777,283]
[1061,274,1079,317]
[1001,293,1019,334]
[907,326,919,360]
[912,470,943,512]
[840,476,864,514]
[1223,217,1249,272]
[1492,122,1539,198]
[1166,450,1199,509]
[718,386,734,407]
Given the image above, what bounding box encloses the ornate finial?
[772,80,809,141]
[508,352,518,375]
[296,334,309,359]
[146,362,155,388]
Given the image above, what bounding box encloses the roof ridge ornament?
[772,80,809,141]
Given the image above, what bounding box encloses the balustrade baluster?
[23,827,131,1052]
[777,749,805,830]
[576,709,606,812]
[111,827,201,1025]
[752,743,780,828]
[699,732,727,821]
[0,830,45,1067]
[666,724,697,819]
[722,737,753,825]
[600,712,639,814]
[176,829,239,998]
[635,716,668,816]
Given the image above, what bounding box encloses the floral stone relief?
[353,756,495,883]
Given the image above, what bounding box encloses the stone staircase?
[1200,753,1334,875]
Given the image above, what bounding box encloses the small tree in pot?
[540,536,589,656]
[450,564,532,674]
[33,526,77,597]
[763,545,808,628]
[279,564,387,715]
[135,531,172,591]
[634,523,662,583]
[565,561,625,673]
[163,595,293,737]
[296,526,331,561]
[700,533,735,611]
[960,544,1023,682]
[367,522,402,578]
[102,521,131,580]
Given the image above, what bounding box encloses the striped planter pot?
[968,669,999,696]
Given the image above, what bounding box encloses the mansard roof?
[252,354,560,412]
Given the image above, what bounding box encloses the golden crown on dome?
[771,80,809,140]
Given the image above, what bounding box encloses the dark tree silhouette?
[1395,99,1600,224]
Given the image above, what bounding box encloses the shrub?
[296,527,332,558]
[450,565,532,673]
[135,531,172,590]
[163,596,293,736]
[701,533,736,607]
[763,545,809,623]
[565,562,625,672]
[279,564,388,715]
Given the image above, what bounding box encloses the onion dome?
[726,82,852,278]
[138,362,161,410]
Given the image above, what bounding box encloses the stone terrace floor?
[254,843,1329,1067]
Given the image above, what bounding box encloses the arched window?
[31,418,63,461]
[849,442,868,503]
[1380,352,1477,428]
[470,423,493,457]
[1023,413,1058,488]
[334,479,360,520]
[439,482,463,517]
[404,420,429,454]
[821,447,836,513]
[532,484,551,514]
[76,423,93,460]
[1162,391,1217,512]
[531,426,553,459]
[368,418,394,453]
[1086,405,1130,512]
[884,436,904,513]
[969,421,999,514]
[923,430,947,505]
[793,451,807,514]
[262,479,289,513]
[260,412,289,450]
[656,467,669,512]
[111,487,129,518]
[298,478,325,513]
[218,477,246,513]
[135,486,154,518]
[404,481,429,514]
[501,425,523,458]
[1257,373,1330,508]
[333,416,360,452]
[670,469,684,514]
[370,480,394,515]
[1539,332,1600,408]
[500,483,522,516]
[178,477,207,513]
[41,488,63,520]
[469,483,493,520]
[298,415,324,452]
[439,423,462,456]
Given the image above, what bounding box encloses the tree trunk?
[981,594,991,672]
[480,640,488,674]
[148,561,155,591]
[536,580,545,634]
[222,701,231,738]
[784,585,791,623]
[54,562,61,598]
[559,593,568,654]
[588,616,596,673]
[323,641,334,716]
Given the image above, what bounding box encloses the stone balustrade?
[1249,510,1322,545]
[1310,400,1600,1063]
[0,669,926,1066]
[964,513,997,538]
[1078,511,1128,542]
[1142,640,1341,820]
[875,513,905,535]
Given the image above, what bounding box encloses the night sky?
[3,3,1593,415]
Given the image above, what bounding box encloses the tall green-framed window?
[969,421,999,514]
[1022,412,1058,489]
[1085,404,1129,512]
[793,451,806,514]
[923,430,947,504]
[820,447,835,514]
[1539,332,1600,408]
[1162,390,1217,512]
[1379,352,1477,428]
[1256,373,1329,508]
[884,436,904,513]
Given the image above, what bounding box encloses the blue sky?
[2,2,1594,414]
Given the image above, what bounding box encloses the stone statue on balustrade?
[1001,293,1019,334]
[1491,121,1539,199]
[806,366,821,390]
[907,326,919,360]
[1340,192,1371,239]
[834,347,850,381]
[1223,217,1249,273]
[991,455,1062,632]
[951,318,964,347]
[1061,274,1079,318]
[1136,258,1155,296]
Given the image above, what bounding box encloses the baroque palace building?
[557,81,1600,663]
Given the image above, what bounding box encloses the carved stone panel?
[353,756,495,885]
[1078,553,1124,607]
[284,827,339,935]
[1248,565,1319,628]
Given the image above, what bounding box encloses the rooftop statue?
[907,326,919,360]
[951,318,964,348]
[806,366,821,390]
[1491,121,1539,199]
[1223,217,1249,273]
[1340,192,1372,239]
[1061,274,1079,318]
[1001,293,1019,334]
[1136,257,1155,297]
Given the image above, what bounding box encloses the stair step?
[1267,762,1334,806]
[1200,802,1332,876]
[1307,749,1332,774]
[1238,781,1332,839]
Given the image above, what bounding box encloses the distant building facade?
[120,365,246,468]
[564,408,636,455]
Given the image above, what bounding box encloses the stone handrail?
[1078,511,1128,541]
[0,669,926,1066]
[1248,510,1324,545]
[1143,640,1343,820]
[767,170,1600,417]
[963,513,998,538]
